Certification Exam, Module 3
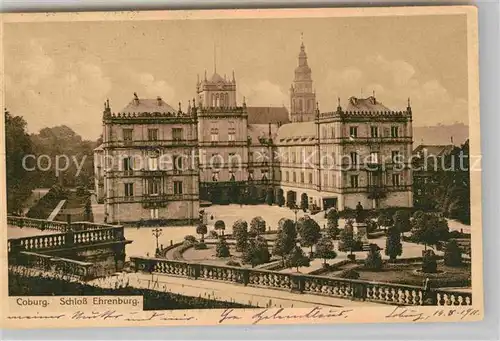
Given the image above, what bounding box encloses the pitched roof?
[247,106,290,124]
[275,121,317,144]
[413,144,455,157]
[345,96,392,112]
[119,97,176,114]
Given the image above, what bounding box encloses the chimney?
[133,92,139,105]
[157,96,162,106]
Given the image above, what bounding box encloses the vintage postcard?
[1,6,481,329]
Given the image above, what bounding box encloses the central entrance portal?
[323,197,338,210]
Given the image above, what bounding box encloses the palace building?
[95,39,413,225]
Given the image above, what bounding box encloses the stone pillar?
[353,222,369,243]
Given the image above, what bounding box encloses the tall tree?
[285,245,310,272]
[326,209,340,239]
[232,219,249,252]
[242,236,270,267]
[411,212,450,250]
[272,218,297,265]
[300,193,309,212]
[385,226,403,261]
[315,235,337,265]
[296,215,321,255]
[393,210,411,236]
[249,216,266,236]
[5,110,34,214]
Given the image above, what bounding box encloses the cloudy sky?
[4,14,468,140]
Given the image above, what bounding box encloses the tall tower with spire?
[289,34,316,122]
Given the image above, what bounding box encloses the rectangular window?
[350,152,358,165]
[174,181,183,194]
[370,126,378,138]
[349,126,358,138]
[150,208,159,219]
[391,126,399,138]
[285,171,289,182]
[210,122,219,142]
[123,157,133,171]
[228,121,236,141]
[308,173,313,184]
[148,128,159,141]
[228,153,236,167]
[301,172,305,183]
[392,174,401,186]
[350,175,359,188]
[323,174,328,187]
[331,127,335,138]
[148,178,160,195]
[369,152,379,164]
[391,151,400,163]
[124,183,134,197]
[292,172,297,183]
[172,128,183,141]
[123,129,133,141]
[148,157,158,171]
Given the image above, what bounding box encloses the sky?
[4,14,469,140]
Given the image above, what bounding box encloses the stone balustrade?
[8,226,126,254]
[7,216,120,232]
[15,251,96,280]
[130,256,472,306]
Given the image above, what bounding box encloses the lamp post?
[152,228,162,255]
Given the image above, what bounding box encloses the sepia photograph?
[1,6,482,328]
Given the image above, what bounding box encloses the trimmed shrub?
[339,269,360,279]
[194,242,208,250]
[444,240,463,267]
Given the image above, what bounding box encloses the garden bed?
[322,261,471,288]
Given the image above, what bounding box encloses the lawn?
[182,244,278,268]
[323,262,471,288]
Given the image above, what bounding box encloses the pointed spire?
[373,90,376,98]
[192,97,196,108]
[300,32,304,50]
[204,70,207,81]
[407,97,411,107]
[232,70,235,82]
[178,101,181,112]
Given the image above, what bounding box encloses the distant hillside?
[413,123,469,146]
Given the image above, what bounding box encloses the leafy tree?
[326,209,340,239]
[276,189,285,207]
[272,218,297,265]
[339,227,355,255]
[265,187,274,206]
[444,240,463,267]
[315,235,337,265]
[214,220,225,235]
[411,213,450,250]
[241,236,270,267]
[232,219,249,252]
[249,216,266,237]
[215,235,231,258]
[196,223,208,242]
[364,244,383,271]
[5,110,35,214]
[385,226,403,261]
[285,245,310,272]
[377,211,393,231]
[300,193,309,212]
[393,210,411,236]
[296,215,321,255]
